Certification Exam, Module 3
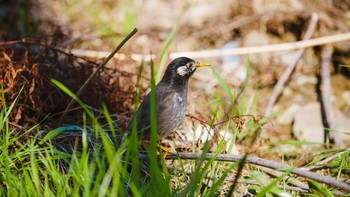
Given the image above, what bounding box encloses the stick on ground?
[154,152,350,192]
[320,45,344,148]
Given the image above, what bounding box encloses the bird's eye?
[176,62,197,76]
[188,62,196,71]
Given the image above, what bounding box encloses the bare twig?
[320,45,344,148]
[0,39,99,65]
[226,177,309,193]
[68,49,155,61]
[186,114,211,127]
[61,31,350,61]
[8,122,25,129]
[170,166,310,193]
[257,166,309,189]
[303,148,350,171]
[185,114,222,149]
[264,13,319,117]
[170,29,350,59]
[0,39,28,46]
[60,28,138,121]
[212,114,262,127]
[149,152,350,192]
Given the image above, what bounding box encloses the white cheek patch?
[177,66,189,76]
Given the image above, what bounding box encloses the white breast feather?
[172,93,183,103]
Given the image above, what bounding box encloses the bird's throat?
[170,77,189,94]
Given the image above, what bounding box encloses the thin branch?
[0,39,99,65]
[227,178,309,193]
[303,148,350,171]
[60,28,138,121]
[212,114,262,127]
[320,45,344,148]
[68,49,155,61]
[149,152,350,192]
[186,114,211,127]
[170,166,310,193]
[8,122,25,129]
[257,166,309,189]
[61,31,350,61]
[170,29,350,59]
[264,13,319,117]
[0,39,30,46]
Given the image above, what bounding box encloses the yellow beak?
[197,62,210,67]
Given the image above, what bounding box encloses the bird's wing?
[125,93,151,137]
[156,86,179,116]
[125,85,177,138]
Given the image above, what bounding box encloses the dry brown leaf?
[14,107,22,124]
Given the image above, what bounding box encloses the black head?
[159,57,209,88]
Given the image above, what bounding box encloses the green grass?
[156,26,178,83]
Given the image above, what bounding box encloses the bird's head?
[161,57,210,85]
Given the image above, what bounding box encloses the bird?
[125,57,210,142]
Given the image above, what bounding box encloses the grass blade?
[156,26,177,82]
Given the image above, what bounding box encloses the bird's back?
[125,83,187,139]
